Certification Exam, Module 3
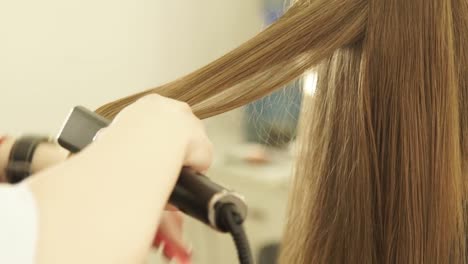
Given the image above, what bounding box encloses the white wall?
[0,0,262,135]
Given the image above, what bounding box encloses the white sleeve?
[0,184,38,264]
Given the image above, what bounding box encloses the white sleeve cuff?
[0,183,38,264]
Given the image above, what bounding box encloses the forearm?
[26,133,185,264]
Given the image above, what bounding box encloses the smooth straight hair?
[96,0,468,263]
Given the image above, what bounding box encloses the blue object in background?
[264,0,285,24]
[244,0,302,147]
[245,80,302,147]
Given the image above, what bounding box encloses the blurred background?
[0,1,316,263]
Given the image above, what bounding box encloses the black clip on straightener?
[56,106,253,264]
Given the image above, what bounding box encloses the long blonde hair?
[96,0,468,263]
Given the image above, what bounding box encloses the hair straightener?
[56,106,253,264]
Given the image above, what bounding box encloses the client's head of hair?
[96,0,468,263]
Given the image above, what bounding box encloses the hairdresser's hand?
[98,94,213,173]
[93,94,211,264]
[28,94,213,264]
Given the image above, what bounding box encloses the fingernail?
[178,259,192,264]
[153,232,163,247]
[163,241,192,263]
[176,254,192,264]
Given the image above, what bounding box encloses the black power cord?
[217,203,254,264]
